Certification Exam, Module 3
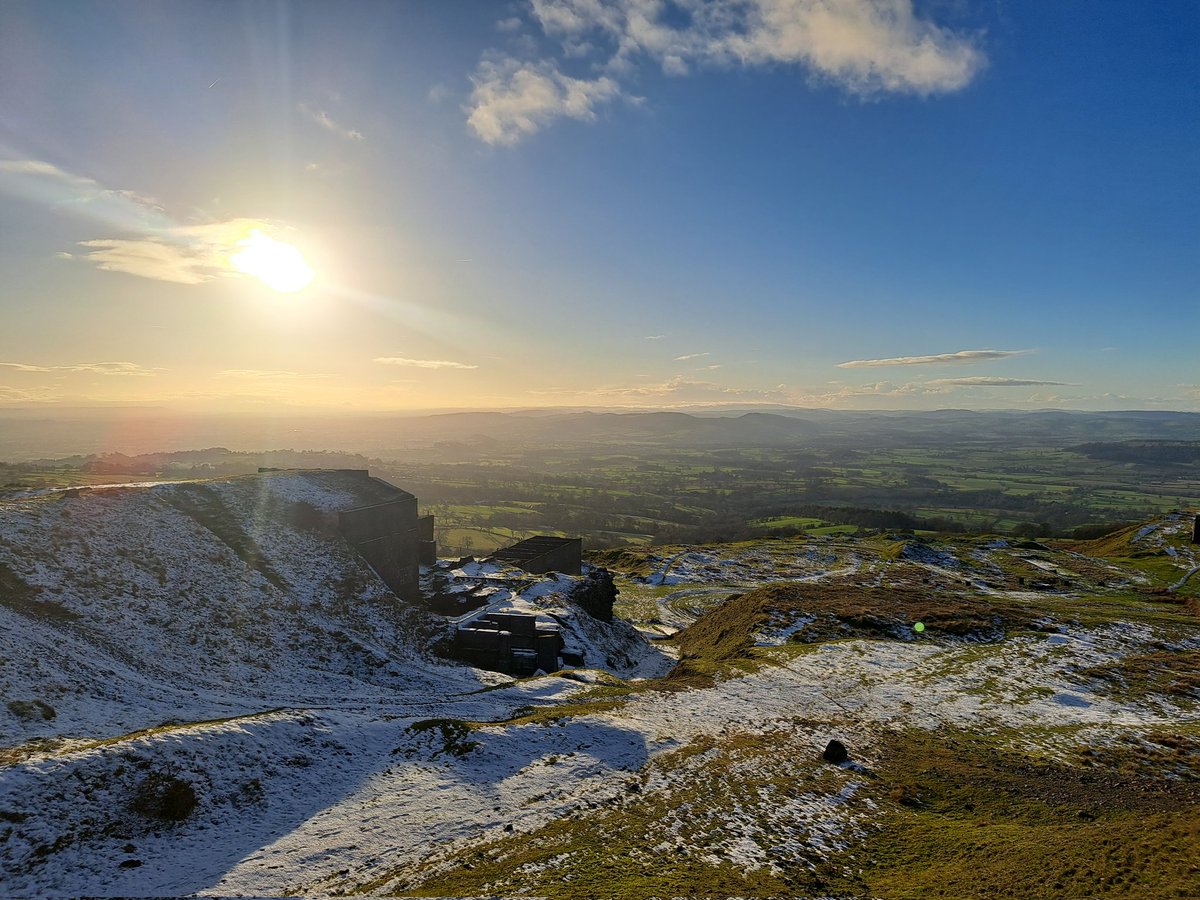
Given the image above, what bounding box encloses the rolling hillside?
[1,474,1197,897]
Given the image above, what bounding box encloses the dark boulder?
[822,739,848,764]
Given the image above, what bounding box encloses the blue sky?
[0,0,1196,412]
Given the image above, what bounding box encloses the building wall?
[523,538,583,575]
[338,497,422,601]
[354,532,421,601]
[338,497,418,545]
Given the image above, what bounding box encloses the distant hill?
[3,408,1200,459]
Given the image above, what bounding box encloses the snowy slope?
[2,488,1198,896]
[0,472,496,748]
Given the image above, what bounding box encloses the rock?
[118,859,143,869]
[822,739,848,764]
[569,567,617,622]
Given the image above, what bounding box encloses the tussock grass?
[369,730,855,898]
[848,728,1200,898]
[669,582,1038,682]
[1080,649,1200,701]
[0,561,77,622]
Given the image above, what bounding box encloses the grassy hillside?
[1,484,1198,897]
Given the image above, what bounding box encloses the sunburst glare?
[230,229,314,293]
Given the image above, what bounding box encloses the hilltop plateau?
[0,471,1197,897]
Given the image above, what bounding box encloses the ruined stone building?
[335,472,435,602]
[490,535,582,575]
[454,612,563,676]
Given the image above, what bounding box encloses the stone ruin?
[454,612,564,676]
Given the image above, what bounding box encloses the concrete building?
[490,535,583,576]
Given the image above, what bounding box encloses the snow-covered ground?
[1,478,1197,896]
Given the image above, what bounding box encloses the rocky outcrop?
[569,567,618,623]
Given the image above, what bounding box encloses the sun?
[230,229,315,292]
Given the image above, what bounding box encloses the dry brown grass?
[671,581,1038,680]
[1080,649,1200,700]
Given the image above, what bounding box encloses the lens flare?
[230,229,314,292]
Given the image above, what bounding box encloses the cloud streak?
[468,0,986,144]
[0,157,167,233]
[674,352,709,361]
[217,369,331,379]
[0,361,160,376]
[532,376,791,406]
[837,349,1031,368]
[374,356,478,370]
[927,376,1073,387]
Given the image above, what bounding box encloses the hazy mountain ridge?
[3,408,1200,460]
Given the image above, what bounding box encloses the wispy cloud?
[674,352,709,361]
[532,376,791,406]
[0,157,166,233]
[74,218,291,285]
[927,376,1074,387]
[0,385,57,402]
[837,349,1031,368]
[217,369,331,379]
[643,334,665,340]
[467,56,621,145]
[0,361,160,376]
[469,0,985,144]
[2,158,309,287]
[298,103,365,142]
[373,356,478,370]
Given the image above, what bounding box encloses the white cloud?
[927,376,1074,387]
[2,159,312,287]
[466,56,621,145]
[373,356,478,370]
[837,349,1030,368]
[78,237,219,285]
[471,0,986,143]
[75,218,290,285]
[298,103,365,141]
[644,334,665,340]
[674,351,709,361]
[0,361,160,376]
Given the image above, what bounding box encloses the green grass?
[750,515,824,529]
[842,728,1200,899]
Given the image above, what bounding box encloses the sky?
[0,0,1196,413]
